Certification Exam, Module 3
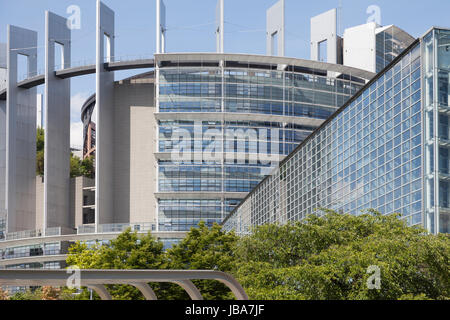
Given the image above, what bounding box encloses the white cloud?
[71,92,90,123]
[70,92,91,149]
[70,121,84,149]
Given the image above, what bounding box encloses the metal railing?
[3,229,42,241]
[16,54,155,83]
[77,223,157,235]
[0,227,76,242]
[77,224,95,234]
[0,269,249,300]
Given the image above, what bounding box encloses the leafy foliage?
[64,211,450,300]
[70,155,95,178]
[9,288,43,300]
[67,229,165,300]
[235,210,450,300]
[0,288,9,300]
[41,286,61,300]
[36,127,44,176]
[66,223,238,300]
[165,222,238,300]
[36,127,95,178]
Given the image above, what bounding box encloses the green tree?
[0,287,9,300]
[66,228,166,300]
[36,127,44,176]
[234,210,450,300]
[66,222,238,300]
[80,156,95,178]
[64,212,449,300]
[36,128,94,178]
[9,288,43,300]
[70,153,82,178]
[166,221,239,300]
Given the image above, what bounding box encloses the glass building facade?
[0,217,5,240]
[223,28,450,236]
[155,58,371,231]
[375,25,414,73]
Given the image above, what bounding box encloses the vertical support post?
[310,8,338,64]
[87,284,112,300]
[130,282,158,300]
[266,0,285,57]
[6,25,37,233]
[216,0,224,53]
[44,11,71,234]
[95,0,115,232]
[433,30,440,234]
[172,280,204,300]
[0,43,6,219]
[156,0,166,54]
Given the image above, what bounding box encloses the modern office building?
[309,10,414,74]
[343,22,415,73]
[223,27,450,236]
[81,94,96,159]
[0,0,413,272]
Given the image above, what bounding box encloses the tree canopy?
[67,229,166,300]
[36,127,94,178]
[57,210,450,300]
[165,221,238,300]
[235,210,450,300]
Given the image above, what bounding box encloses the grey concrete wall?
[71,177,94,229]
[112,81,156,224]
[266,0,285,57]
[44,12,71,232]
[156,0,166,54]
[6,25,37,232]
[0,43,6,218]
[35,176,44,231]
[130,104,157,224]
[95,0,115,229]
[0,98,6,219]
[0,43,6,69]
[310,8,339,64]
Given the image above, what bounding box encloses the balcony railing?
[77,223,156,235]
[0,227,76,242]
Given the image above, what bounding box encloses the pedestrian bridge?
[0,269,249,300]
[0,57,155,100]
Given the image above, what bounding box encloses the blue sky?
[0,0,448,146]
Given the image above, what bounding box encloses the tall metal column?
[95,0,115,231]
[6,25,37,233]
[44,11,71,233]
[0,43,7,219]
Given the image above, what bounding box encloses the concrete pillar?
[87,284,112,300]
[310,8,339,64]
[172,280,203,300]
[0,43,6,219]
[95,0,115,231]
[216,0,224,53]
[44,11,71,234]
[266,0,285,57]
[6,25,37,232]
[156,0,166,54]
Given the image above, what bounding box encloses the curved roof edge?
[221,38,421,227]
[155,52,376,80]
[80,93,96,120]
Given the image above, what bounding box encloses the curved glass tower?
[155,53,372,231]
[223,28,450,236]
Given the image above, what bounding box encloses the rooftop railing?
[0,227,76,242]
[77,223,156,235]
[15,54,155,83]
